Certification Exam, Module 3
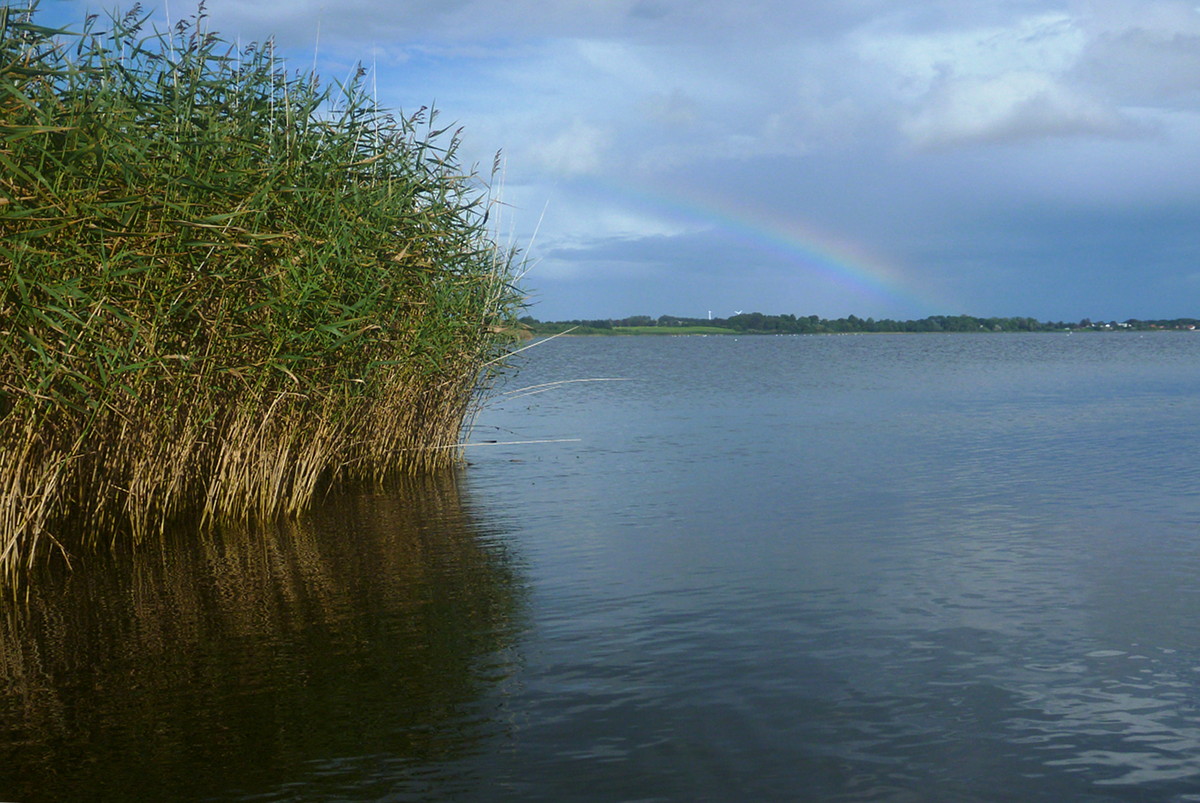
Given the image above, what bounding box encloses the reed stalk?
[0,3,523,589]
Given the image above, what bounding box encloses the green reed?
[0,3,522,587]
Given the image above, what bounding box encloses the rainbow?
[578,177,948,315]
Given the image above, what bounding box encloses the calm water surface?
[2,333,1199,801]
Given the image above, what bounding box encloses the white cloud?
[640,88,701,127]
[854,12,1087,99]
[531,119,611,176]
[846,10,1174,147]
[902,71,1132,147]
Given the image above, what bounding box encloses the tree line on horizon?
[520,313,1200,335]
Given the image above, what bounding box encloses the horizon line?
[523,311,1198,323]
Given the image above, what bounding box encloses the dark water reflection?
[0,472,523,802]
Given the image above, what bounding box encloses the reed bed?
[0,4,522,588]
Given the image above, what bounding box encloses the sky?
[32,0,1200,321]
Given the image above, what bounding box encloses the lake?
[3,333,1200,801]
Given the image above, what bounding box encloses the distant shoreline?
[534,328,1195,338]
[522,313,1199,337]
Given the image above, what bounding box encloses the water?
[3,333,1200,801]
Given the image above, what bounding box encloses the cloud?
[1074,28,1200,108]
[195,0,881,52]
[901,71,1135,147]
[853,11,1087,97]
[530,119,611,176]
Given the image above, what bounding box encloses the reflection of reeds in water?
[0,470,523,802]
[0,7,522,587]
